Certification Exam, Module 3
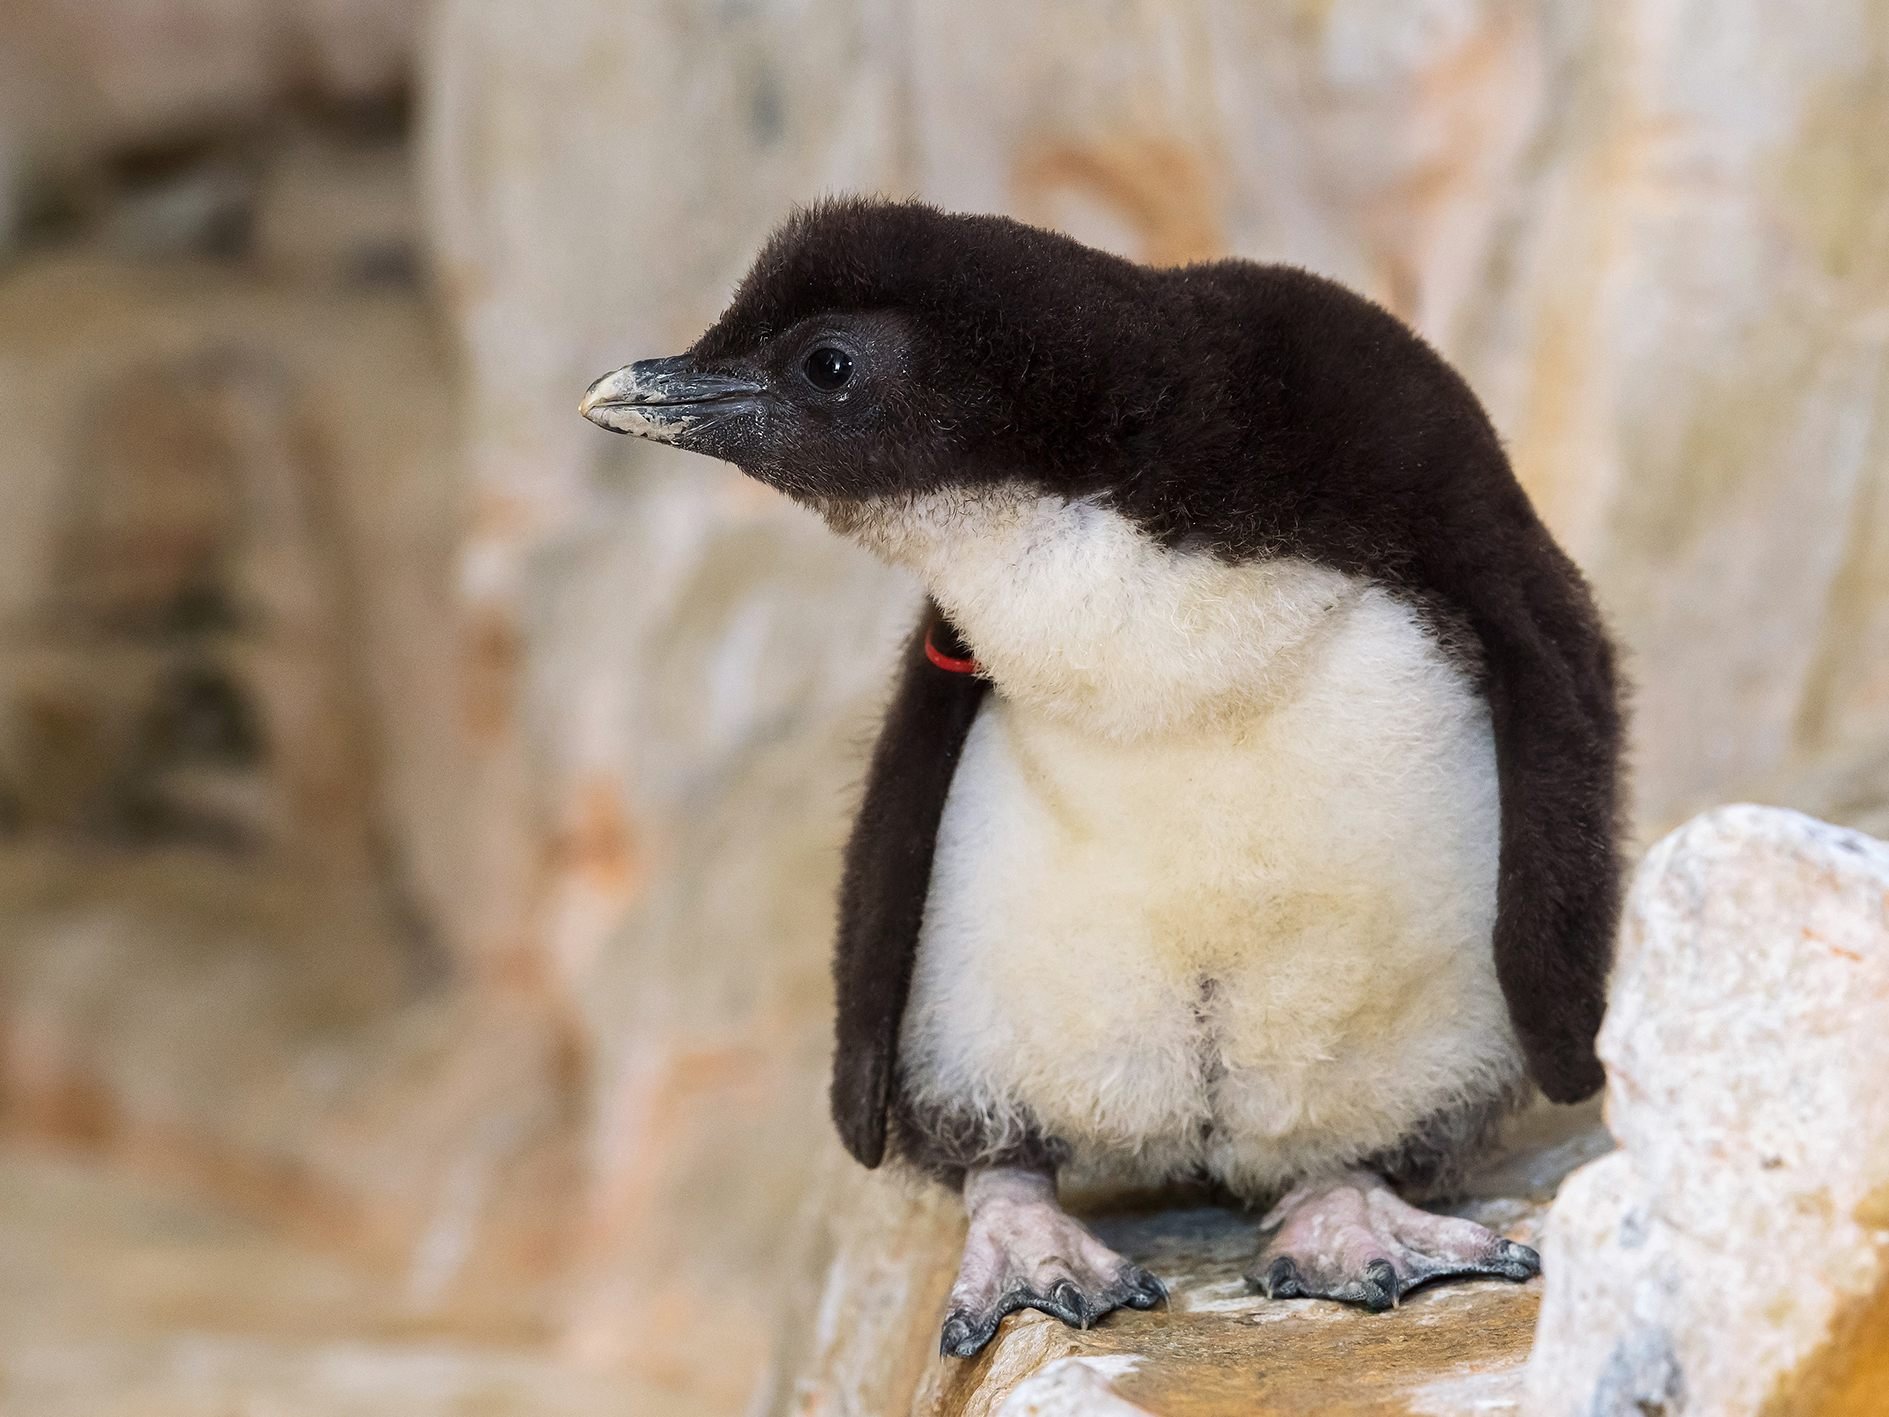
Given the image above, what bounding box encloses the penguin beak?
[579,356,765,446]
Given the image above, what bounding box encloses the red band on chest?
[924,622,981,675]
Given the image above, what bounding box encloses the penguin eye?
[802,346,854,391]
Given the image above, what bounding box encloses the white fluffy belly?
[898,583,1521,1197]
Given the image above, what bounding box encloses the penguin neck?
[832,485,1358,740]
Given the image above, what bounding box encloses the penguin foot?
[939,1166,1165,1359]
[1245,1168,1538,1311]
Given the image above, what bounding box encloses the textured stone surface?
[0,847,582,1333]
[422,6,917,1403]
[772,1102,1605,1416]
[1527,806,1889,1415]
[0,250,593,1395]
[252,130,419,283]
[918,1203,1546,1417]
[0,0,416,177]
[0,1143,645,1417]
[1444,1,1889,831]
[0,253,476,948]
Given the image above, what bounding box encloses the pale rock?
[252,131,419,284]
[0,0,418,177]
[0,255,472,944]
[1446,1,1889,828]
[420,8,921,1406]
[994,1358,1155,1417]
[420,0,917,984]
[0,1146,649,1417]
[552,707,914,1407]
[771,1160,965,1417]
[0,255,597,1352]
[1526,805,1889,1415]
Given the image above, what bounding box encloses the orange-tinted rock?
[772,1105,1606,1416]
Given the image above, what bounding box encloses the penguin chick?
[581,199,1625,1358]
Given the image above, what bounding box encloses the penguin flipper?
[1470,556,1626,1103]
[831,601,991,1167]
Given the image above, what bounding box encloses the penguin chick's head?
[580,198,1188,509]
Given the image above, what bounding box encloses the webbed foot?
[1245,1169,1538,1311]
[940,1167,1165,1358]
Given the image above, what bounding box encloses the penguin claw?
[1120,1264,1168,1309]
[1261,1255,1304,1300]
[1047,1280,1088,1327]
[1495,1239,1543,1281]
[939,1310,994,1358]
[1358,1258,1399,1312]
[937,1268,1156,1358]
[939,1170,1164,1358]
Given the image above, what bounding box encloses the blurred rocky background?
[0,1,1886,1414]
